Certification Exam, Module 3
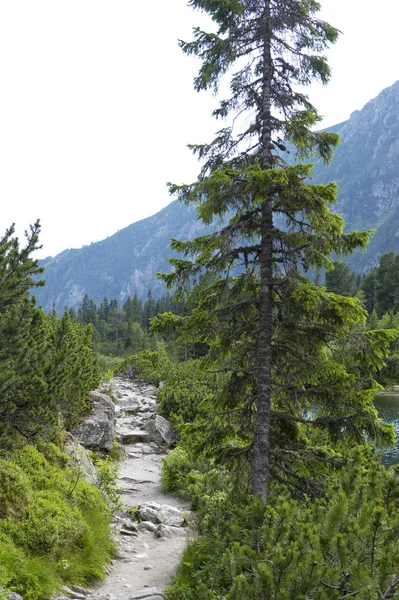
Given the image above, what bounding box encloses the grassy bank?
[0,443,117,600]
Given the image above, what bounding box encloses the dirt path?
[89,378,191,600]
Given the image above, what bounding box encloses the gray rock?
[133,553,149,560]
[146,415,177,447]
[136,521,157,533]
[132,597,163,600]
[118,430,149,444]
[120,528,137,536]
[62,587,86,599]
[157,505,184,526]
[64,434,98,485]
[72,586,93,596]
[162,515,185,527]
[71,390,116,451]
[131,589,164,599]
[8,594,23,600]
[137,506,159,523]
[155,524,187,538]
[142,501,161,510]
[128,451,142,458]
[122,519,138,532]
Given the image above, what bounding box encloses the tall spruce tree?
[157,0,394,501]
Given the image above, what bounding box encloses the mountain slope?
[315,80,399,270]
[36,201,212,312]
[35,80,399,311]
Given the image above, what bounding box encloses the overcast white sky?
[1,0,398,258]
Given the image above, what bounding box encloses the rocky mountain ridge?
[35,80,399,311]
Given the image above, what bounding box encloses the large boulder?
[71,390,116,451]
[146,414,177,448]
[137,502,185,527]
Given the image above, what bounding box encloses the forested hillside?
[35,200,216,313]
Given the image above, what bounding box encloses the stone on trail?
[118,430,149,444]
[155,524,187,539]
[137,502,186,527]
[131,589,164,599]
[136,521,158,533]
[72,586,93,596]
[8,594,24,600]
[121,518,138,531]
[137,505,159,523]
[62,586,86,599]
[157,505,184,526]
[146,415,177,448]
[162,515,185,527]
[120,528,137,536]
[132,597,163,600]
[143,501,161,510]
[71,391,116,451]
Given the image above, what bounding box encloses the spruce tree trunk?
[251,0,274,501]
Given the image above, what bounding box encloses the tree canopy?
[0,222,99,447]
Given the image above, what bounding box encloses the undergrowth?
[0,444,116,600]
[162,443,399,599]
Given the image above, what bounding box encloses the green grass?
[0,444,117,599]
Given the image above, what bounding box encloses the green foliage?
[325,260,358,296]
[0,444,115,599]
[165,449,399,599]
[0,459,31,520]
[68,292,184,358]
[162,446,231,512]
[5,490,84,554]
[157,359,227,428]
[96,354,123,375]
[90,453,122,510]
[46,312,100,430]
[116,341,173,386]
[0,535,56,600]
[364,310,399,387]
[0,223,115,597]
[361,252,399,316]
[0,223,100,447]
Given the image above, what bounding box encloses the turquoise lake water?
[374,395,399,465]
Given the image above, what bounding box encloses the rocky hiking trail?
[66,377,192,600]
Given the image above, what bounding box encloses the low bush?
[0,444,116,600]
[165,450,399,599]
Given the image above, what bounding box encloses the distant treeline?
[61,292,184,356]
[63,252,399,359]
[326,252,399,315]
